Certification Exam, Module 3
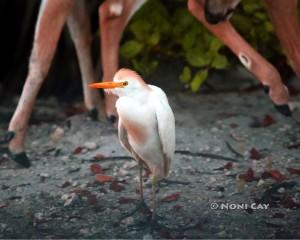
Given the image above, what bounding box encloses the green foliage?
[120,0,285,92]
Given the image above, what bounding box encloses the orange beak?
[88,81,128,89]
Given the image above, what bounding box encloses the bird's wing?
[151,86,175,175]
[118,118,132,155]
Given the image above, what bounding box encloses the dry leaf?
[262,114,276,127]
[110,181,125,192]
[269,170,286,182]
[95,174,113,183]
[161,192,180,203]
[118,197,136,204]
[280,196,300,209]
[93,153,106,161]
[287,168,300,175]
[73,146,84,155]
[239,168,256,182]
[249,148,263,160]
[90,163,103,174]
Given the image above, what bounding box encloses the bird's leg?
[119,161,151,222]
[139,160,144,200]
[149,177,171,233]
[151,177,158,222]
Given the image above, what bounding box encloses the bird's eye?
[123,81,128,86]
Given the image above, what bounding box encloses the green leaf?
[179,66,192,83]
[132,59,158,76]
[129,20,152,41]
[186,48,210,67]
[190,69,208,92]
[147,31,160,46]
[182,32,196,51]
[254,12,267,21]
[243,2,261,13]
[120,40,144,59]
[211,54,228,69]
[209,38,223,53]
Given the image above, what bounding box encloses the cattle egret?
[89,68,175,224]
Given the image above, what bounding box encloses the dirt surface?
[1,67,300,239]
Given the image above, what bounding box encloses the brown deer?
[2,0,299,167]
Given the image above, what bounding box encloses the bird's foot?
[0,131,31,168]
[159,179,191,187]
[119,199,152,222]
[149,216,202,234]
[149,215,169,233]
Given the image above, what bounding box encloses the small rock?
[50,127,64,144]
[0,223,7,230]
[211,127,218,133]
[118,169,129,176]
[68,167,81,173]
[121,216,134,226]
[143,234,153,239]
[61,156,69,162]
[80,228,91,237]
[257,179,265,187]
[61,193,80,207]
[209,177,217,183]
[217,191,224,198]
[122,161,137,169]
[72,181,79,187]
[39,173,50,178]
[84,142,97,150]
[34,212,44,221]
[217,230,227,238]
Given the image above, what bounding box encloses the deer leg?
[7,0,74,167]
[99,0,146,124]
[188,0,291,116]
[264,0,300,79]
[67,0,103,120]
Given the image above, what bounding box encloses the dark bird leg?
[118,161,151,222]
[149,177,171,233]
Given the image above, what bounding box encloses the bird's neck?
[129,88,151,104]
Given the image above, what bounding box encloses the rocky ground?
[0,67,300,239]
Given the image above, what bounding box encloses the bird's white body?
[116,85,175,179]
[110,69,175,180]
[89,68,175,221]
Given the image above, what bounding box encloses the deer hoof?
[274,104,292,117]
[9,151,31,168]
[107,115,117,124]
[88,108,99,121]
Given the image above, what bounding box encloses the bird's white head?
[88,68,149,98]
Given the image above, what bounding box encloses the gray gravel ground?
[0,67,300,239]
